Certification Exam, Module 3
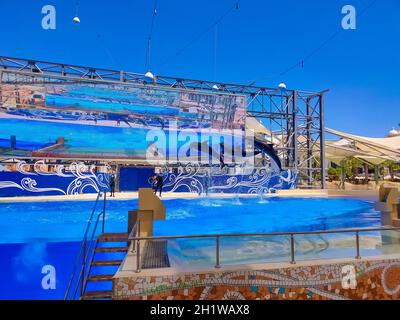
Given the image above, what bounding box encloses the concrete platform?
[0,188,379,202]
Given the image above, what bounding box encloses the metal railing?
[129,226,400,272]
[128,219,141,272]
[64,190,107,300]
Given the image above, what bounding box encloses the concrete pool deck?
[115,251,400,278]
[0,188,379,202]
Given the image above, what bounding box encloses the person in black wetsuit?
[154,174,164,197]
[150,175,157,191]
[109,174,116,197]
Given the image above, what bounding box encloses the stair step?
[98,238,128,242]
[92,259,123,267]
[98,233,128,242]
[87,274,114,282]
[95,247,127,253]
[82,290,112,300]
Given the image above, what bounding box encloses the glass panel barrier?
[360,229,400,257]
[167,238,217,269]
[220,235,291,265]
[293,232,358,262]
[159,228,400,271]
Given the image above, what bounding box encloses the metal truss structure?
[0,56,327,188]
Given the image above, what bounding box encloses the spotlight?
[145,71,155,80]
[73,16,81,24]
[212,84,219,90]
[388,128,400,137]
[278,82,287,90]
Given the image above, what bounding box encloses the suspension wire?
[75,1,79,16]
[250,0,378,85]
[146,0,159,71]
[214,24,218,81]
[96,33,121,69]
[159,1,240,69]
[71,1,122,69]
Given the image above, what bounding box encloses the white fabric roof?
[245,116,272,136]
[245,116,282,144]
[245,116,399,164]
[326,128,400,160]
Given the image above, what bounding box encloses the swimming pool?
[0,196,395,299]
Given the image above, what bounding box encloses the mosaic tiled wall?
[113,258,400,300]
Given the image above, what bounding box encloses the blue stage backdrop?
[160,166,298,194]
[119,166,298,194]
[0,162,297,197]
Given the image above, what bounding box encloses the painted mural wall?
[0,161,109,197]
[161,166,298,194]
[0,72,246,161]
[0,162,297,197]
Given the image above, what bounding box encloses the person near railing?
[154,174,164,197]
[109,174,116,197]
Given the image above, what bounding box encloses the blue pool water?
[0,197,380,244]
[0,197,382,299]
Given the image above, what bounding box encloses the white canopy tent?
[325,128,400,163]
[246,116,399,164]
[245,114,399,188]
[245,116,282,144]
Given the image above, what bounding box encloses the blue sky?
[0,0,399,137]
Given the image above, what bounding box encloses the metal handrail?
[128,220,139,253]
[130,226,400,271]
[64,190,107,300]
[128,221,139,243]
[127,219,141,272]
[64,191,101,299]
[76,211,104,299]
[129,226,400,240]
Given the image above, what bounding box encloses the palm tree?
[383,160,400,181]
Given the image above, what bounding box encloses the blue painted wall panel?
[0,166,298,197]
[0,171,109,197]
[118,167,155,192]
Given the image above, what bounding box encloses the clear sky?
[0,0,399,137]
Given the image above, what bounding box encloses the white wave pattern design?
[5,160,110,195]
[163,164,298,194]
[163,164,205,194]
[20,177,66,194]
[0,181,24,190]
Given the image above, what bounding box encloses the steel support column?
[292,90,298,171]
[319,94,327,189]
[306,97,312,185]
